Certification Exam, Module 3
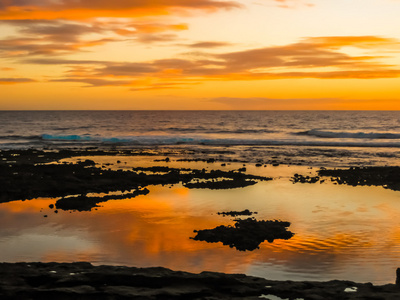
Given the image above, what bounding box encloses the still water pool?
[1,158,400,284]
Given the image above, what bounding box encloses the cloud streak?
[0,77,36,84]
[0,0,241,20]
[188,41,233,48]
[0,18,192,58]
[20,35,400,89]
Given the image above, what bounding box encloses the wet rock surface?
[318,166,400,191]
[291,174,320,184]
[192,218,294,251]
[55,188,150,211]
[184,179,258,189]
[0,151,271,207]
[217,209,256,217]
[1,262,400,300]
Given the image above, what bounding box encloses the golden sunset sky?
[1,0,400,110]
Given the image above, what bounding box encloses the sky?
[1,0,400,110]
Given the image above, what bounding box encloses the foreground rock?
[1,262,400,300]
[192,218,294,251]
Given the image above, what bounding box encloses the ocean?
[1,110,400,166]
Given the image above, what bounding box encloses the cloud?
[23,58,107,65]
[129,23,189,34]
[0,77,36,84]
[1,67,15,71]
[0,20,119,57]
[50,78,133,87]
[188,41,233,48]
[135,33,180,44]
[0,0,241,20]
[0,18,191,58]
[2,19,104,42]
[22,35,400,90]
[216,36,397,73]
[96,62,160,76]
[0,36,118,57]
[303,36,399,49]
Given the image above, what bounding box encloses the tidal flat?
[2,148,400,298]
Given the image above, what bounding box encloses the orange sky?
[1,0,400,109]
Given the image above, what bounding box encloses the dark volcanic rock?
[0,262,270,300]
[55,188,150,211]
[0,162,271,204]
[192,218,294,251]
[1,262,400,299]
[0,163,154,203]
[318,166,400,190]
[184,179,257,189]
[217,209,256,217]
[291,173,320,184]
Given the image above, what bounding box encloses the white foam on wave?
[41,134,92,141]
[38,133,400,148]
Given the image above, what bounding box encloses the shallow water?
[1,157,400,284]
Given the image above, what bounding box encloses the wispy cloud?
[0,77,36,84]
[21,35,400,89]
[0,18,191,58]
[302,36,399,49]
[188,41,233,48]
[0,0,241,20]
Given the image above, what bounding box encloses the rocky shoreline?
[1,262,400,299]
[0,149,271,209]
[3,149,400,298]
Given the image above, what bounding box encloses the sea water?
[1,110,400,166]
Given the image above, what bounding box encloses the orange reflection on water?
[2,181,400,283]
[1,198,56,213]
[0,185,257,274]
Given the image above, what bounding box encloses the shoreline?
[1,262,400,299]
[2,143,400,168]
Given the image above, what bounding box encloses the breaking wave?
[3,130,400,149]
[34,133,400,148]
